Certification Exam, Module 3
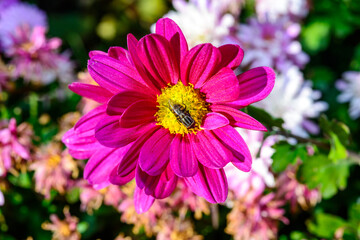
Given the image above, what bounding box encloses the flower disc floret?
[155,81,209,135]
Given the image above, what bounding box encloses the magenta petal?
[137,34,179,86]
[201,67,240,103]
[108,46,131,62]
[211,105,267,131]
[69,82,113,104]
[117,125,160,176]
[74,105,106,133]
[136,165,177,199]
[134,186,155,214]
[89,50,107,58]
[181,44,221,87]
[212,126,252,172]
[84,145,131,186]
[201,112,229,130]
[109,166,135,186]
[170,134,198,177]
[11,140,30,160]
[95,116,154,148]
[184,164,228,203]
[191,131,232,169]
[88,54,149,94]
[227,67,276,108]
[119,100,157,128]
[106,90,154,116]
[127,34,162,94]
[218,44,244,70]
[62,128,101,159]
[138,128,173,176]
[155,18,188,66]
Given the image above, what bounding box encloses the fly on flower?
[167,99,195,129]
[62,18,276,213]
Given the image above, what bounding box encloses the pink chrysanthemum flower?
[78,181,126,213]
[63,18,275,212]
[0,1,47,50]
[30,143,79,198]
[0,118,31,176]
[226,192,288,240]
[42,207,81,240]
[276,165,321,213]
[6,26,74,85]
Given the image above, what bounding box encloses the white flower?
[256,0,309,22]
[254,66,328,137]
[154,0,235,48]
[225,130,275,199]
[336,71,360,119]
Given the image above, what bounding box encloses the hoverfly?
[168,99,195,129]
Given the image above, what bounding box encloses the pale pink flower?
[0,189,4,206]
[0,118,31,176]
[42,207,81,240]
[226,192,289,240]
[6,26,74,85]
[276,165,321,213]
[156,214,203,240]
[78,181,126,213]
[0,1,47,50]
[30,143,79,198]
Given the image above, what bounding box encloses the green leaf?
[271,144,307,173]
[319,115,350,146]
[301,21,331,54]
[329,132,348,161]
[297,155,351,199]
[8,172,32,189]
[65,187,80,204]
[246,106,284,130]
[307,212,347,238]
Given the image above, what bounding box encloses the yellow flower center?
[47,155,61,167]
[155,81,209,135]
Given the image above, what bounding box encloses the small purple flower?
[229,17,309,71]
[0,0,19,14]
[0,118,31,177]
[0,2,47,50]
[336,71,360,119]
[0,189,4,206]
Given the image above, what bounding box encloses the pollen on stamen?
[155,81,209,135]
